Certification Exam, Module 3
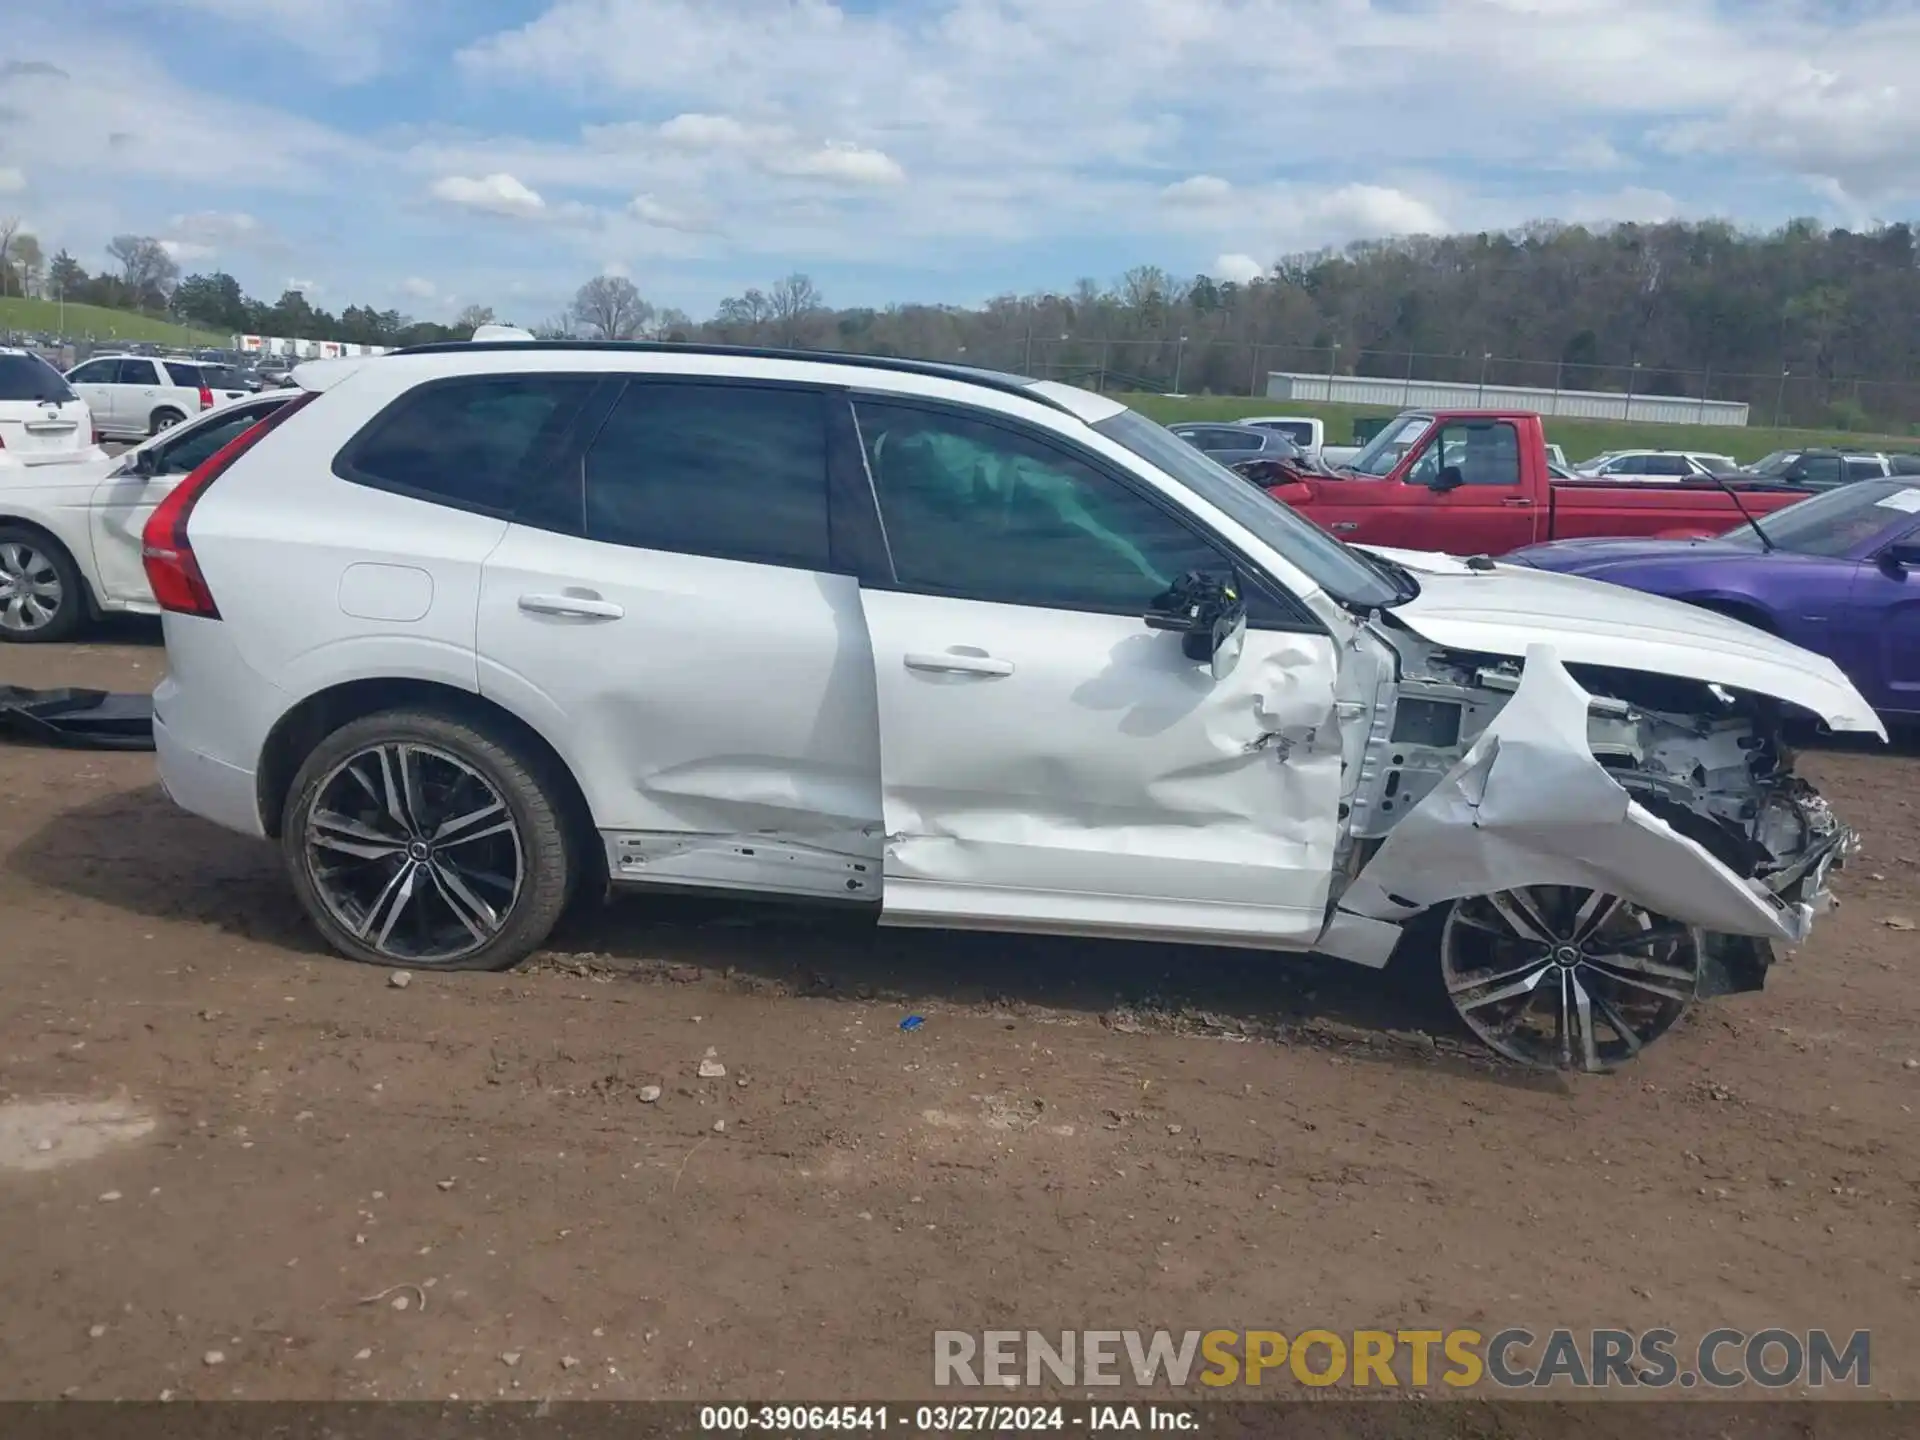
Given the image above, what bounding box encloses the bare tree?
[454,303,497,333]
[105,234,179,306]
[12,233,43,298]
[570,275,651,340]
[0,218,18,298]
[767,272,824,346]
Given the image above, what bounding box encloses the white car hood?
[1370,547,1886,737]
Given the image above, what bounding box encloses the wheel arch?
[254,677,598,868]
[1681,593,1779,634]
[0,512,103,618]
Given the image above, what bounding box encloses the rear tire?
[281,708,575,971]
[0,525,88,643]
[150,407,186,435]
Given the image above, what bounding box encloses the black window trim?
[839,389,1324,634]
[331,371,608,522]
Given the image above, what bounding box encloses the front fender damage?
[1317,644,1825,967]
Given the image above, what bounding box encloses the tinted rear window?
[0,354,76,403]
[339,376,596,513]
[583,381,831,570]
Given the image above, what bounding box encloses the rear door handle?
[904,651,1015,677]
[518,592,625,620]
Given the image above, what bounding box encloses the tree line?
[8,216,1920,426]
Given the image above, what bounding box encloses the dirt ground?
[1,631,1917,1404]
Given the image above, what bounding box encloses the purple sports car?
[1509,479,1920,724]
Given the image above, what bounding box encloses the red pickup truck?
[1259,409,1809,555]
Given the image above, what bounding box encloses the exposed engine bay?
[1327,628,1855,996]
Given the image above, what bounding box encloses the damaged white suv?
[146,343,1880,1071]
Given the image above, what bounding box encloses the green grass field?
[0,296,226,348]
[1126,393,1917,466]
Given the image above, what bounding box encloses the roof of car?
[388,338,1083,417]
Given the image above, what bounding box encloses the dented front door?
[850,397,1345,946]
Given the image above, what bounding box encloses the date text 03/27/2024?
[699,1404,1195,1432]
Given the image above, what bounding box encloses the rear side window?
[0,354,76,403]
[1845,458,1885,482]
[118,359,161,386]
[339,376,596,514]
[164,362,203,386]
[583,381,831,571]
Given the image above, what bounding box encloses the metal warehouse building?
[1264,370,1752,427]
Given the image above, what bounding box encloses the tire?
[149,407,186,435]
[281,708,576,971]
[0,524,88,643]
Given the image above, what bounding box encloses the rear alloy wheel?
[283,710,575,971]
[0,528,85,643]
[150,408,186,434]
[1439,885,1702,1073]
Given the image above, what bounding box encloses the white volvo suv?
[147,342,1879,1071]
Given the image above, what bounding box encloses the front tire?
[0,525,87,643]
[281,709,575,971]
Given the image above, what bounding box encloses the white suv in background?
[0,347,100,469]
[64,354,252,440]
[147,341,1873,1072]
[1574,449,1740,480]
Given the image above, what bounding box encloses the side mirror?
[1267,479,1315,506]
[132,447,160,477]
[1880,540,1920,572]
[1144,571,1249,682]
[1431,465,1465,493]
[1783,463,1809,483]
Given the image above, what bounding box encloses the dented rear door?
[851,396,1344,945]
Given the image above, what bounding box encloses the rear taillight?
[143,390,317,619]
[198,384,214,410]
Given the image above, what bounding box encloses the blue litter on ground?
[899,1015,926,1031]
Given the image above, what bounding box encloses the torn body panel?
[1329,645,1846,953]
[862,589,1345,944]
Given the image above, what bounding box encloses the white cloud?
[429,173,547,219]
[1212,253,1265,285]
[0,167,24,194]
[401,276,438,300]
[165,0,404,82]
[1162,176,1234,207]
[764,142,905,186]
[628,193,706,232]
[1315,184,1446,238]
[656,112,762,150]
[603,260,632,278]
[158,239,217,262]
[287,277,320,294]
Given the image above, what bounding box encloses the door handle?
[1501,496,1534,507]
[1329,521,1359,532]
[518,592,625,620]
[904,651,1014,677]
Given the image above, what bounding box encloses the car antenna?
[1706,469,1775,552]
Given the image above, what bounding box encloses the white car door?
[64,358,120,432]
[476,376,886,899]
[850,398,1345,947]
[114,357,165,434]
[88,399,281,608]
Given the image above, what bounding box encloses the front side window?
[584,381,831,571]
[341,375,595,513]
[1406,421,1521,487]
[856,400,1231,614]
[157,402,282,474]
[66,359,117,386]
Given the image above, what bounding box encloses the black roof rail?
[384,339,1072,414]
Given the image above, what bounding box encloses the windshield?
[1344,414,1429,476]
[0,353,77,403]
[1720,479,1920,557]
[1092,408,1408,610]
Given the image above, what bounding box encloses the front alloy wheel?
[0,540,64,636]
[1440,886,1702,1072]
[301,741,527,965]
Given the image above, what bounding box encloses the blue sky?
[3,0,1917,324]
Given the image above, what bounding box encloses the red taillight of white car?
[142,390,318,618]
[198,384,215,410]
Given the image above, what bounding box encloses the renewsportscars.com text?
[933,1328,1871,1390]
